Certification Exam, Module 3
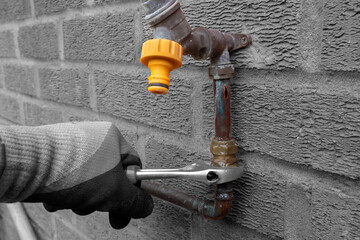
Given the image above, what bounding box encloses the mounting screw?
[241,36,248,45]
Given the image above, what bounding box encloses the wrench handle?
[126,165,218,184]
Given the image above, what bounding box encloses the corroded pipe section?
[204,49,239,220]
[141,181,203,212]
[140,50,240,220]
[208,50,238,167]
[140,0,250,220]
[212,80,232,141]
[208,50,234,141]
[201,182,234,219]
[141,181,234,219]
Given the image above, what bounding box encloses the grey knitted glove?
[0,122,153,229]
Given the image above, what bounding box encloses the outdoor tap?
[140,0,191,94]
[140,0,251,95]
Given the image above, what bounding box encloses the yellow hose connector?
[140,39,183,94]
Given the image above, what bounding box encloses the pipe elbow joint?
[201,199,233,220]
[200,181,235,220]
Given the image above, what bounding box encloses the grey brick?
[322,0,360,71]
[298,0,324,72]
[138,199,192,240]
[191,215,271,240]
[203,70,360,178]
[0,0,31,23]
[0,66,3,88]
[63,110,99,123]
[94,70,193,135]
[0,31,16,58]
[34,0,86,16]
[312,188,360,240]
[63,12,135,63]
[39,68,90,107]
[18,23,59,60]
[0,94,21,124]
[24,103,63,126]
[231,168,286,238]
[4,64,36,96]
[285,184,313,240]
[180,0,300,69]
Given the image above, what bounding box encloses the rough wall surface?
[0,0,359,239]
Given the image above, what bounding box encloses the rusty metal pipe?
[141,181,234,219]
[213,80,231,140]
[140,55,238,219]
[141,181,204,212]
[206,50,239,219]
[139,0,250,220]
[197,49,237,219]
[202,182,234,219]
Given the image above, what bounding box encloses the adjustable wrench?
[126,162,243,184]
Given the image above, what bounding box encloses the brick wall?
[0,0,359,239]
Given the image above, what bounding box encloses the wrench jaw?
[177,161,243,184]
[213,165,244,184]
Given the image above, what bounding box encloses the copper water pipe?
[140,0,250,219]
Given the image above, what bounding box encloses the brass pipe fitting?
[210,138,238,167]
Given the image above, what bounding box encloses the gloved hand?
[25,154,153,229]
[0,122,153,229]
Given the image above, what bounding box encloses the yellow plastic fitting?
[140,39,183,94]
